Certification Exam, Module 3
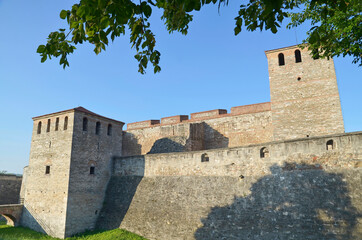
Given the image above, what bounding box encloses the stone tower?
[21,107,124,238]
[265,45,344,141]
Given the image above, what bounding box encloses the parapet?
[230,102,271,115]
[161,115,189,125]
[127,120,160,130]
[126,102,271,130]
[190,109,227,120]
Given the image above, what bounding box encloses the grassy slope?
[0,221,147,240]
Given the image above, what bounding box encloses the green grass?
[0,223,148,240]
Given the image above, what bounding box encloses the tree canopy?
[37,0,361,74]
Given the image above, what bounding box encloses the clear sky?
[0,1,361,174]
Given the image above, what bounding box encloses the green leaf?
[41,55,47,63]
[60,10,67,19]
[37,45,46,53]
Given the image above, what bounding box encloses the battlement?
[126,102,271,131]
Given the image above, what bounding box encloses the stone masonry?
[5,45,359,239]
[0,174,22,205]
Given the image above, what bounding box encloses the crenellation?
[8,45,359,240]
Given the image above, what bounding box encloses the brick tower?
[20,107,124,238]
[265,45,344,141]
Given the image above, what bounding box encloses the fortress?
[0,45,361,239]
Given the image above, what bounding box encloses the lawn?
[0,221,147,240]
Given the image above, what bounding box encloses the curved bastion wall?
[97,132,362,240]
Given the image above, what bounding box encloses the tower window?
[260,147,269,158]
[295,49,302,63]
[83,117,88,131]
[201,153,209,162]
[107,124,112,136]
[96,122,101,135]
[55,117,59,131]
[278,53,285,66]
[326,140,334,150]
[37,121,42,134]
[64,116,68,130]
[90,166,95,175]
[45,166,50,174]
[47,119,51,132]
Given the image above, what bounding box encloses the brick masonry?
[14,45,357,239]
[122,46,344,155]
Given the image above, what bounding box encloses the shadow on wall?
[148,137,187,154]
[122,132,142,156]
[96,156,145,230]
[204,123,229,150]
[147,123,229,154]
[195,163,361,240]
[20,207,47,233]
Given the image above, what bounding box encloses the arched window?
[278,53,285,66]
[46,119,51,132]
[201,153,209,162]
[326,140,334,150]
[107,124,112,136]
[37,121,42,134]
[64,116,68,130]
[260,147,269,158]
[55,117,59,131]
[95,122,101,135]
[295,49,302,63]
[88,160,96,175]
[83,117,88,131]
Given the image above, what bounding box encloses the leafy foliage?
[287,0,361,65]
[38,0,361,73]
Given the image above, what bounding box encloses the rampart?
[98,132,362,240]
[0,174,22,205]
[123,102,273,156]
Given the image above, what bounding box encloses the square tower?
[265,45,344,141]
[21,107,124,238]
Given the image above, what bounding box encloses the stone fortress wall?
[19,107,125,238]
[123,45,344,156]
[8,44,360,239]
[123,102,273,156]
[0,174,22,205]
[98,132,362,240]
[0,174,22,223]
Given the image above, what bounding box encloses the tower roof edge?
[32,107,125,125]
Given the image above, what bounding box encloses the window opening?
[64,116,68,130]
[83,117,88,131]
[37,121,42,134]
[295,49,302,63]
[260,147,269,158]
[90,166,95,175]
[326,140,334,150]
[96,122,101,135]
[201,153,209,162]
[45,166,50,174]
[107,124,112,136]
[47,119,51,132]
[278,53,285,66]
[55,118,59,131]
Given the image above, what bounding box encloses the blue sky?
[0,0,361,174]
